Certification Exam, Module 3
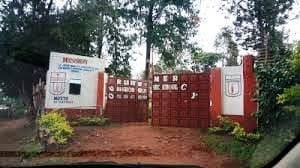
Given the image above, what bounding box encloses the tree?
[222,0,296,129]
[77,0,135,77]
[0,0,95,119]
[215,27,239,66]
[136,0,199,79]
[222,0,294,60]
[191,49,223,72]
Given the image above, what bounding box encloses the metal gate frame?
[104,76,149,122]
[151,73,210,128]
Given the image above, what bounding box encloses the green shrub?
[277,84,300,105]
[77,116,109,126]
[39,111,74,145]
[218,116,238,132]
[208,127,225,134]
[20,140,43,159]
[231,124,262,143]
[209,116,262,143]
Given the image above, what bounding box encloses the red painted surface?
[209,55,257,132]
[242,55,257,131]
[96,73,105,110]
[104,77,148,122]
[152,73,210,128]
[209,68,222,126]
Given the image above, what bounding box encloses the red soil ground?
[0,120,242,168]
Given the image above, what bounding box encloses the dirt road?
[59,123,242,168]
[0,121,241,167]
[0,118,34,151]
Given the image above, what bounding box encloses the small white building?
[45,52,106,112]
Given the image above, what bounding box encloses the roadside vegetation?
[19,139,43,160]
[204,42,300,167]
[38,110,74,146]
[73,117,110,126]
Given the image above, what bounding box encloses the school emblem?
[49,72,66,95]
[225,75,241,97]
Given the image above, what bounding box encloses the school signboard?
[45,52,105,109]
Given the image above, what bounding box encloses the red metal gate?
[104,77,148,122]
[152,73,210,128]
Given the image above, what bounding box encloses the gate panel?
[152,73,210,128]
[105,77,148,122]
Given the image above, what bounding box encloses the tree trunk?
[98,13,104,58]
[144,3,154,80]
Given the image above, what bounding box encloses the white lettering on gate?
[163,75,168,82]
[170,84,178,90]
[172,75,178,82]
[153,76,160,83]
[181,84,187,91]
[108,86,114,92]
[124,80,129,86]
[108,93,114,99]
[130,80,136,86]
[153,84,160,91]
[191,92,198,99]
[162,84,170,90]
[117,79,122,85]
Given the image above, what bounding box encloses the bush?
[277,84,300,105]
[20,140,43,159]
[218,116,238,132]
[209,116,262,143]
[203,134,256,161]
[231,124,262,143]
[208,127,225,134]
[77,117,109,126]
[39,111,74,145]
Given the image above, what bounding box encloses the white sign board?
[45,52,105,109]
[222,66,244,115]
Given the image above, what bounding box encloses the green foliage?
[203,134,256,161]
[39,111,74,145]
[209,116,262,143]
[207,127,225,134]
[191,49,223,72]
[136,0,199,78]
[231,125,262,143]
[215,27,239,66]
[256,56,295,129]
[77,117,110,126]
[292,42,300,73]
[222,0,294,53]
[277,84,300,105]
[249,109,300,168]
[20,140,43,159]
[218,116,238,133]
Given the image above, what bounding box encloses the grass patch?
[20,140,43,159]
[202,134,256,161]
[75,117,110,126]
[249,108,300,168]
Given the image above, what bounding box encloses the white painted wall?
[45,52,105,109]
[221,66,244,115]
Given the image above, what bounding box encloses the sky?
[56,0,300,78]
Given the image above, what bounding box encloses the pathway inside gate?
[53,123,240,167]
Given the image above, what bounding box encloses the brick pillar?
[210,68,222,126]
[243,55,257,131]
[96,72,105,115]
